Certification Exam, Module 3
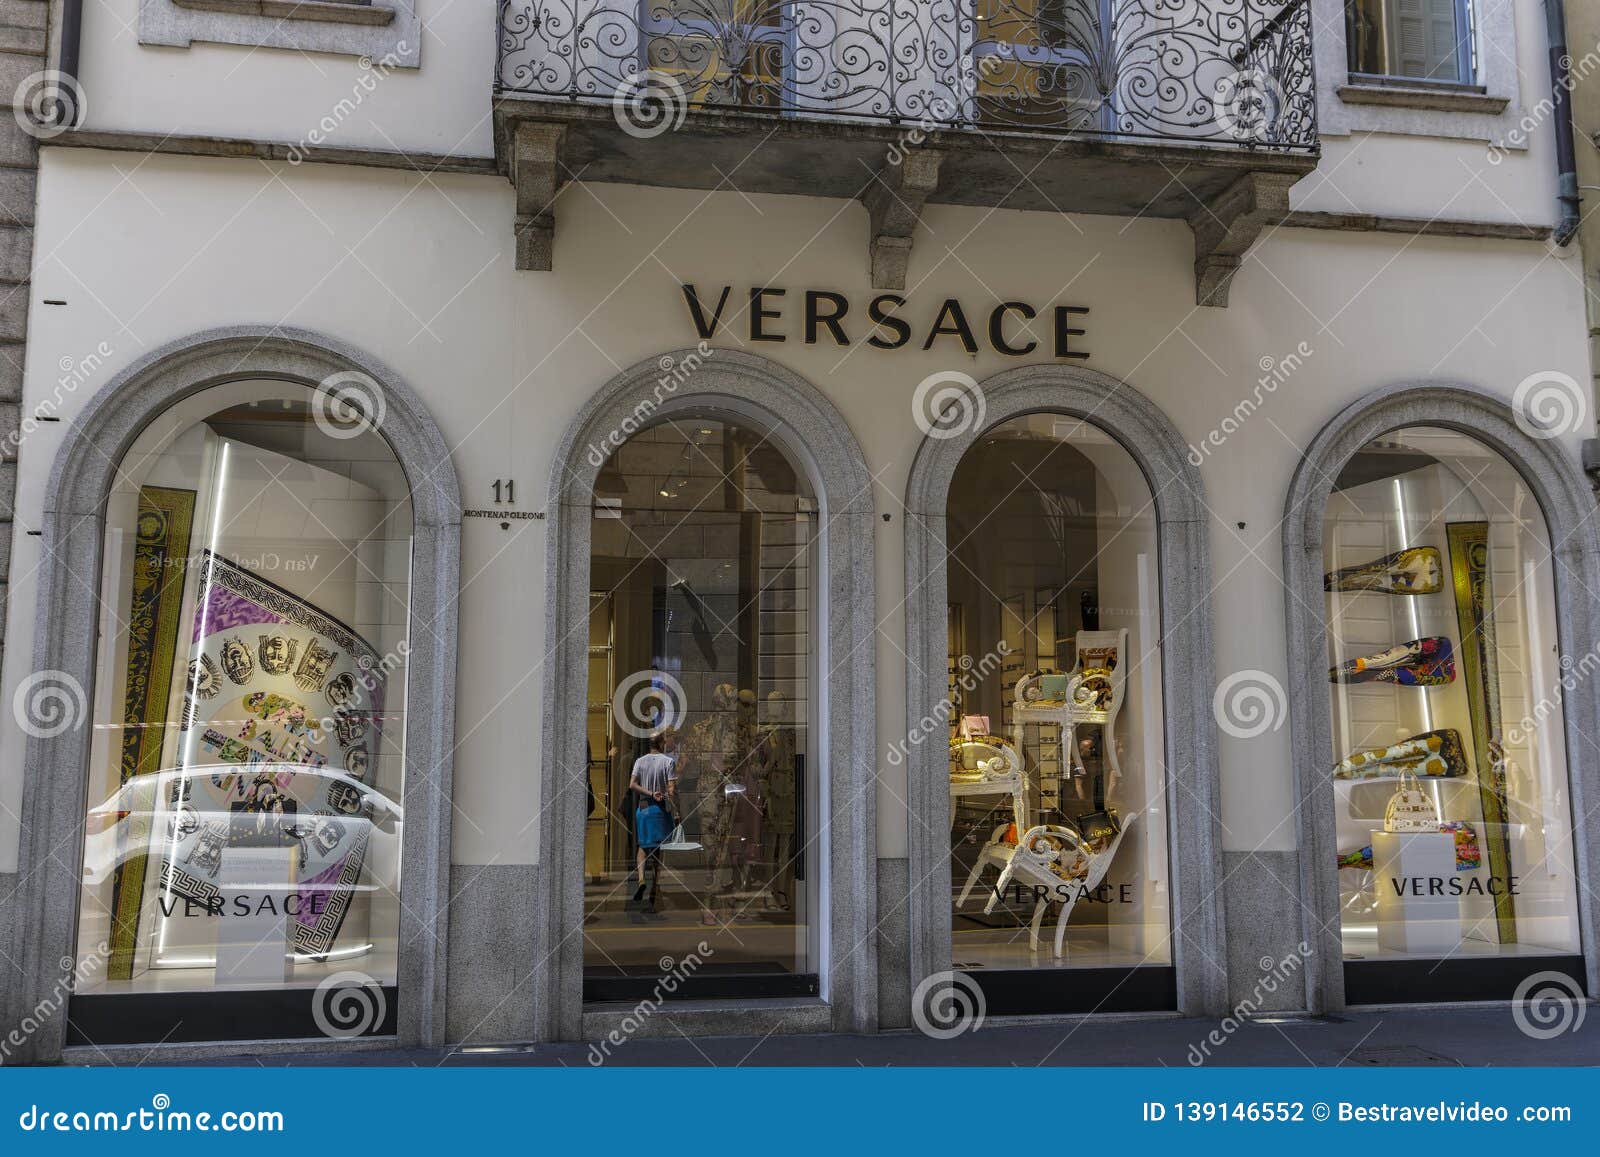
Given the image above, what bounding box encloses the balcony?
[493,0,1320,305]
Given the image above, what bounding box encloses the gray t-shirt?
[631,752,677,799]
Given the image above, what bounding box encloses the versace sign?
[682,285,1090,359]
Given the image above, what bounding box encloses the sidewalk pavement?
[188,1006,1600,1067]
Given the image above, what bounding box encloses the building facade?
[1574,0,1600,475]
[0,0,1597,1061]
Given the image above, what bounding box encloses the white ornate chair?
[950,737,1027,907]
[949,737,1026,823]
[985,811,1139,957]
[958,631,1131,914]
[1012,628,1129,782]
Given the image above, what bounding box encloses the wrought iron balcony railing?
[496,0,1318,150]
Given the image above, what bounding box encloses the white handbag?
[1384,768,1442,833]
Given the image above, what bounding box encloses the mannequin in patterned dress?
[760,690,797,910]
[684,682,737,924]
[724,688,766,891]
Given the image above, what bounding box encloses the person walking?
[629,734,677,913]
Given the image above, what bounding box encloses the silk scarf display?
[107,486,196,980]
[1448,521,1515,944]
[1323,546,1443,594]
[1333,728,1469,781]
[1337,822,1482,872]
[1329,636,1456,686]
[159,550,388,958]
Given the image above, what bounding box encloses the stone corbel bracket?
[1190,171,1299,308]
[860,149,942,291]
[508,121,567,272]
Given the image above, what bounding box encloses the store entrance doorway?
[582,416,821,1002]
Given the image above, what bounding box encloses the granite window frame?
[1281,382,1600,1012]
[899,363,1230,1022]
[536,349,878,1042]
[7,327,461,1062]
[138,0,422,68]
[1315,0,1520,144]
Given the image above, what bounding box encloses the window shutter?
[1390,0,1464,81]
[1427,0,1464,80]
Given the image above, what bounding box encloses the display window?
[943,413,1173,1013]
[584,416,818,1001]
[1325,426,1584,1002]
[70,382,412,1042]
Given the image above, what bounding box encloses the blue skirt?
[635,802,670,850]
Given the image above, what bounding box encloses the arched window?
[539,350,876,1040]
[903,365,1225,1023]
[67,379,415,1043]
[1323,426,1582,1003]
[585,415,819,999]
[942,413,1172,1012]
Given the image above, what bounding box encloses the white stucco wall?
[1296,0,1561,223]
[74,0,497,156]
[0,144,1588,874]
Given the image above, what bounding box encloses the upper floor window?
[1345,0,1475,85]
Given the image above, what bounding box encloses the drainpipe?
[1547,0,1581,247]
[57,0,84,127]
[1554,2,1600,492]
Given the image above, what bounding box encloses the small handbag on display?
[1038,673,1071,702]
[1383,768,1442,833]
[1073,807,1120,851]
[959,715,991,739]
[1073,767,1120,851]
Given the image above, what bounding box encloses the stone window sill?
[169,0,394,25]
[140,0,418,66]
[1337,79,1509,116]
